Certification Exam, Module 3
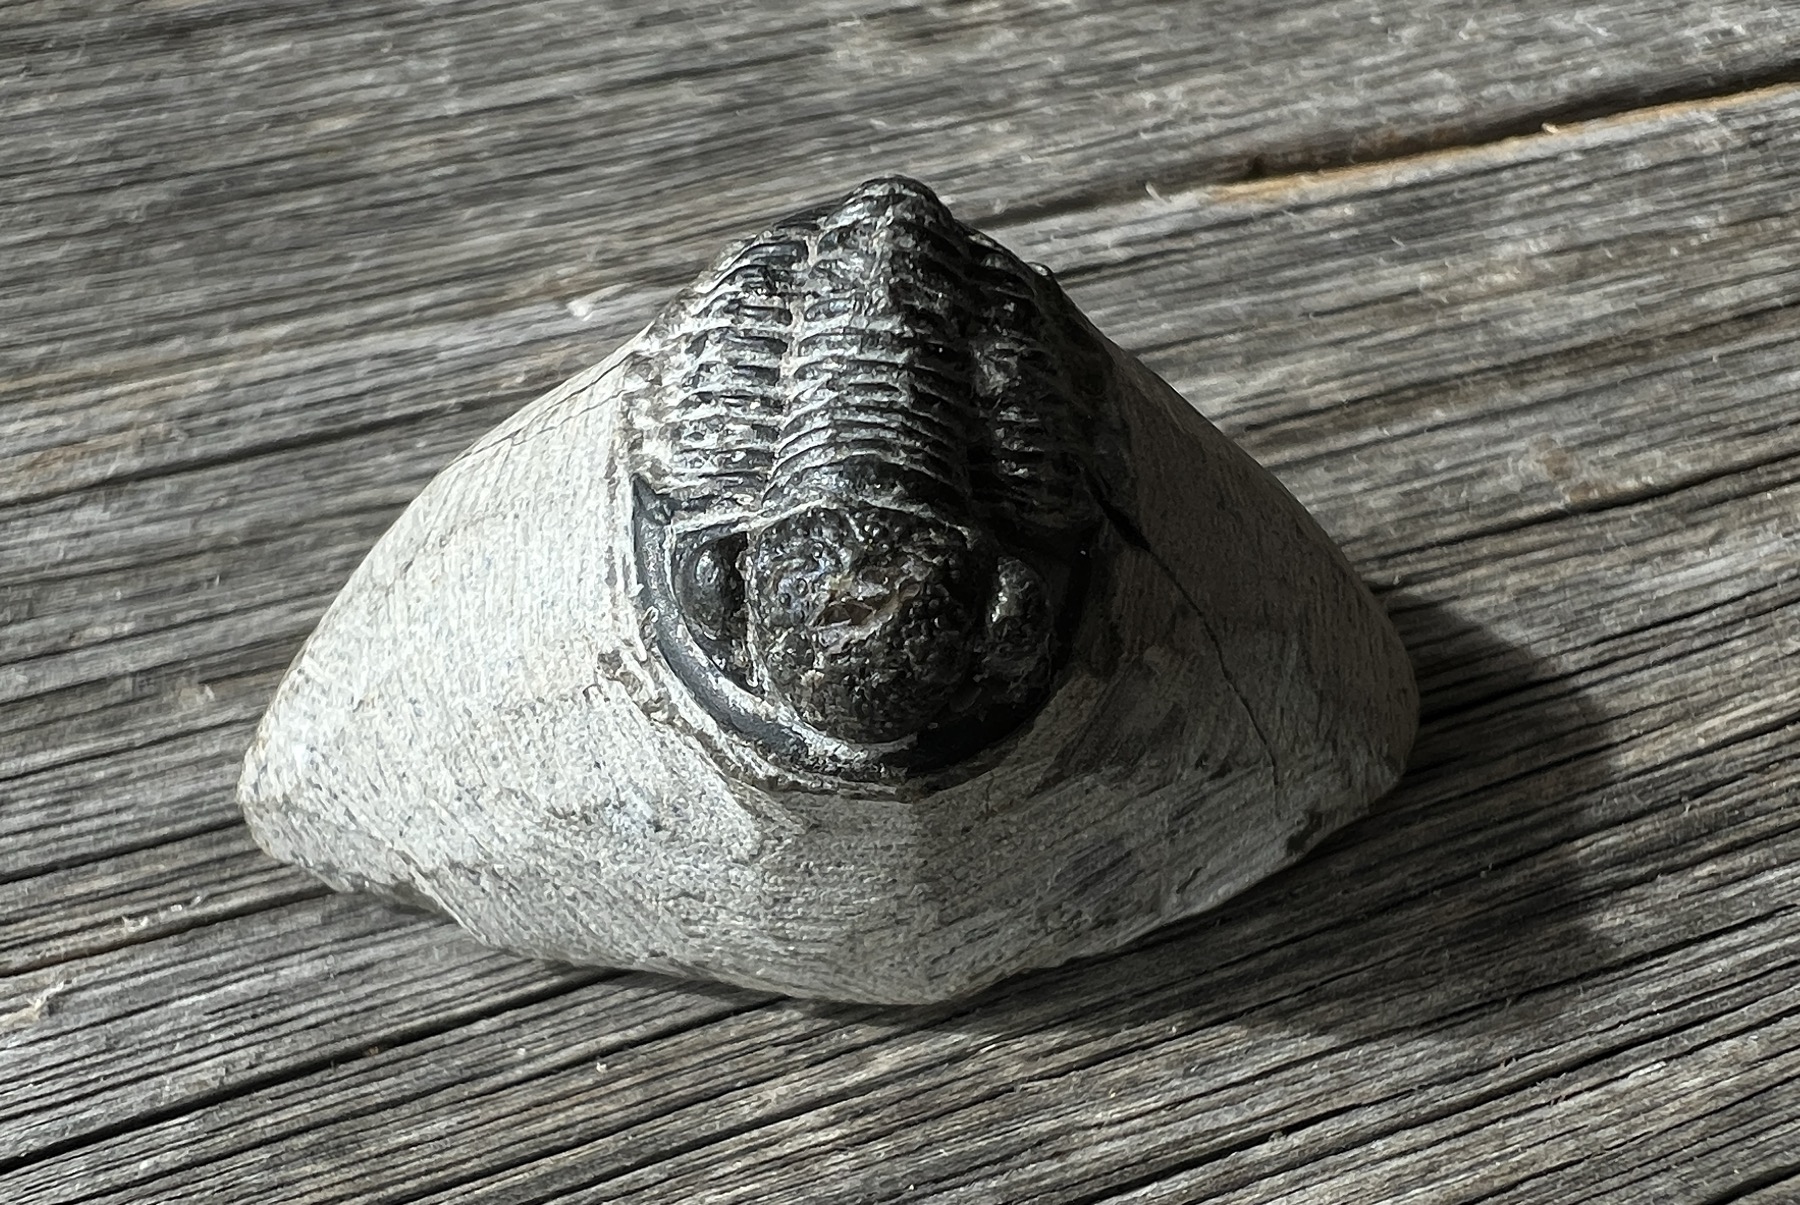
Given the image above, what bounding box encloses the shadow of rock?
[794,594,1622,1047]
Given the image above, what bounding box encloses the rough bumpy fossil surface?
[239,177,1417,1004]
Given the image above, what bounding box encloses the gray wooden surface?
[4,2,1799,1201]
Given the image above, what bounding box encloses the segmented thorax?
[629,177,1120,779]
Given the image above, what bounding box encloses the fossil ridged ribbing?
[631,177,1105,537]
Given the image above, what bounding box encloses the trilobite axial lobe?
[630,177,1117,776]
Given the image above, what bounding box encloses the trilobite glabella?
[239,177,1417,1004]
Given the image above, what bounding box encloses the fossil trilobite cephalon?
[240,177,1417,1004]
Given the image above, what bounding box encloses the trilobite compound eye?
[746,506,982,744]
[979,556,1056,699]
[672,532,747,659]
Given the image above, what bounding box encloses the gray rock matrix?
[240,178,1417,1004]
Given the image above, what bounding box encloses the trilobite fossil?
[629,178,1122,780]
[240,177,1417,1004]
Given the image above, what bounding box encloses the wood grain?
[4,0,1799,1200]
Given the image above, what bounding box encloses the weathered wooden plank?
[6,4,1800,1200]
[3,977,768,1205]
[7,0,1800,498]
[16,840,1791,1203]
[1113,1011,1800,1205]
[0,828,322,973]
[1033,90,1800,542]
[0,644,279,787]
[1469,1078,1800,1205]
[584,974,1800,1204]
[0,725,243,880]
[0,895,610,1165]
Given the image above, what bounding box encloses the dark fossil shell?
[627,177,1124,778]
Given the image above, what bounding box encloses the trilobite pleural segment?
[629,178,1120,777]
